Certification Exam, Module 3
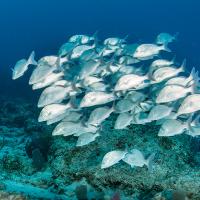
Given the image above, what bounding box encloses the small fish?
[115,99,135,113]
[71,44,95,59]
[62,111,82,122]
[103,37,126,46]
[46,111,70,125]
[101,150,127,169]
[148,105,172,121]
[58,42,77,57]
[156,32,177,45]
[37,55,59,66]
[76,132,100,146]
[158,119,188,136]
[155,111,178,125]
[125,91,146,103]
[69,34,96,44]
[37,85,70,108]
[73,124,99,137]
[79,60,101,80]
[52,121,83,136]
[38,102,73,122]
[165,67,198,87]
[52,120,97,137]
[114,112,132,129]
[156,84,194,104]
[122,149,155,171]
[151,58,175,68]
[87,106,114,126]
[177,94,200,115]
[29,64,57,85]
[12,51,37,80]
[80,92,116,108]
[151,60,185,83]
[114,74,148,91]
[32,72,64,90]
[134,44,171,60]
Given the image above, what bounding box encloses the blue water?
[0,0,200,100]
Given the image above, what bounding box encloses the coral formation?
[0,96,200,199]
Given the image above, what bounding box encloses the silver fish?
[12,51,37,80]
[37,85,69,108]
[122,149,155,171]
[101,150,127,169]
[156,84,194,104]
[52,121,83,136]
[69,34,96,44]
[80,92,116,108]
[114,112,132,129]
[103,37,126,46]
[165,67,197,87]
[151,60,185,83]
[134,44,171,60]
[58,42,77,57]
[29,64,57,85]
[148,105,172,121]
[76,132,100,146]
[32,72,64,90]
[158,119,188,136]
[87,106,114,126]
[71,44,95,59]
[79,60,101,79]
[114,74,148,91]
[115,99,135,113]
[125,91,146,103]
[38,102,73,122]
[177,94,200,115]
[156,32,177,45]
[151,58,175,68]
[46,112,70,125]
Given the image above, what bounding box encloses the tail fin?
[179,59,186,72]
[187,67,196,84]
[186,68,200,93]
[161,44,171,52]
[27,51,37,66]
[146,153,155,172]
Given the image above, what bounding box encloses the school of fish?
[12,32,200,170]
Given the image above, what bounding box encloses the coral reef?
[0,96,200,199]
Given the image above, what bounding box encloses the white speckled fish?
[101,150,127,169]
[122,149,155,171]
[12,51,37,80]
